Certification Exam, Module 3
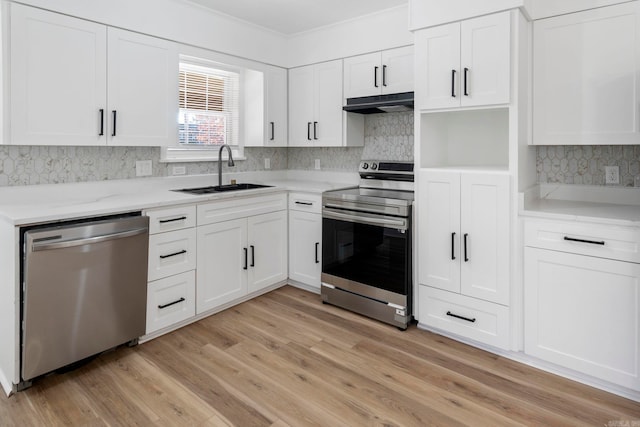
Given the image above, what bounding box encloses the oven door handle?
[322,208,408,230]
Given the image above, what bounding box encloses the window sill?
[160,147,245,163]
[159,155,247,164]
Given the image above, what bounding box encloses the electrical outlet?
[264,158,271,169]
[135,160,152,177]
[605,166,619,185]
[172,165,186,176]
[314,159,321,170]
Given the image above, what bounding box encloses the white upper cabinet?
[532,2,640,145]
[289,60,343,147]
[9,4,178,146]
[107,29,178,146]
[10,5,107,145]
[265,66,288,147]
[343,46,414,98]
[415,11,511,110]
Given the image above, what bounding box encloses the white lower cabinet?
[525,246,640,391]
[146,271,196,334]
[288,193,322,289]
[196,196,288,314]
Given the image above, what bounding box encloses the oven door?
[321,207,411,302]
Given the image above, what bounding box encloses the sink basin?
[172,183,273,195]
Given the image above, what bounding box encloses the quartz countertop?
[0,172,357,226]
[520,184,640,227]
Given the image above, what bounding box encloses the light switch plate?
[264,158,271,169]
[315,159,321,170]
[172,165,186,176]
[605,166,619,184]
[135,160,152,177]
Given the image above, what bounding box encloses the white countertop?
[0,171,357,226]
[520,184,640,227]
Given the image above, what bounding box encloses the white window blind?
[178,62,240,147]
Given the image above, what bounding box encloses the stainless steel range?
[321,160,414,329]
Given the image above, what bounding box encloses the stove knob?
[362,162,369,170]
[371,163,378,170]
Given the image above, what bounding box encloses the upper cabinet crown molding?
[409,0,529,31]
[532,2,640,145]
[343,46,414,99]
[8,3,178,146]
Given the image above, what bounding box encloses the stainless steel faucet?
[218,144,235,187]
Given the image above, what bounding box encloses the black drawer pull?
[243,247,248,270]
[315,242,320,264]
[159,249,187,259]
[451,69,456,97]
[270,122,275,141]
[451,232,456,260]
[447,311,476,323]
[99,109,104,136]
[307,122,312,141]
[159,216,187,224]
[463,67,469,96]
[295,201,313,206]
[463,233,469,262]
[563,236,605,246]
[374,66,379,88]
[250,245,255,267]
[158,297,185,309]
[112,110,117,136]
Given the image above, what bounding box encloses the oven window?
[322,218,410,295]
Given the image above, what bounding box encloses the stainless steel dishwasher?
[20,213,149,386]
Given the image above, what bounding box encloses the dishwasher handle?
[31,227,148,252]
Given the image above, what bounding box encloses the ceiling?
[185,0,408,35]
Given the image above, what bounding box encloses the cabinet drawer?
[146,270,195,334]
[148,228,197,281]
[289,192,322,213]
[198,193,286,225]
[524,219,640,263]
[418,286,509,350]
[146,205,196,234]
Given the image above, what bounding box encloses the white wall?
[286,5,412,68]
[10,0,289,66]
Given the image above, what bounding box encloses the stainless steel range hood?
[343,92,414,114]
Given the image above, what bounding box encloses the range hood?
[343,92,414,114]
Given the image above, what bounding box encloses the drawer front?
[524,219,640,263]
[146,205,196,234]
[148,228,197,281]
[146,270,196,334]
[418,286,510,350]
[289,192,322,214]
[198,192,287,226]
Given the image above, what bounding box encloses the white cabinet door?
[460,12,511,107]
[415,22,461,110]
[381,46,414,95]
[314,60,343,147]
[288,65,315,147]
[197,218,248,313]
[289,60,342,147]
[107,28,178,146]
[533,2,640,145]
[525,248,640,391]
[248,211,288,293]
[343,52,380,98]
[265,66,288,147]
[418,170,461,293]
[10,4,107,145]
[289,210,322,288]
[460,173,510,305]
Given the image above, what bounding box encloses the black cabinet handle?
[315,242,320,264]
[563,236,605,246]
[313,122,318,140]
[99,109,104,136]
[374,66,379,88]
[243,247,248,270]
[382,65,387,87]
[451,70,456,97]
[159,216,187,224]
[447,311,476,323]
[158,297,185,309]
[159,249,187,259]
[270,122,275,141]
[451,232,456,260]
[464,233,469,262]
[307,122,312,141]
[250,245,255,267]
[295,201,313,206]
[463,68,469,96]
[111,110,117,136]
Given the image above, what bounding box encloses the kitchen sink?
[172,183,273,195]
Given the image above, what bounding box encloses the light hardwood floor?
[1,285,639,426]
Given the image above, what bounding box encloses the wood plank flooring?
[1,285,639,426]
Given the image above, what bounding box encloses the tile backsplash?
[537,145,640,186]
[0,112,414,186]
